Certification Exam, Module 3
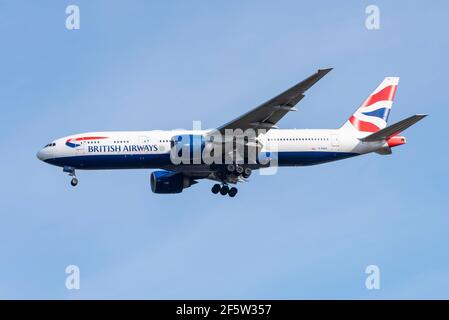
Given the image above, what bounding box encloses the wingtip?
[318,67,333,73]
[416,113,428,118]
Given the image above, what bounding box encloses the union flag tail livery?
[341,77,399,137]
[36,69,426,197]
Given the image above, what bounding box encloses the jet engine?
[150,170,196,194]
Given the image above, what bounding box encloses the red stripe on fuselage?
[73,136,108,141]
[349,115,380,132]
[363,85,397,107]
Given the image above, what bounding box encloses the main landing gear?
[211,183,238,198]
[210,164,251,197]
[226,164,252,179]
[63,166,78,187]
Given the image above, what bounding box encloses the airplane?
[36,68,426,197]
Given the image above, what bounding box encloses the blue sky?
[1,0,448,299]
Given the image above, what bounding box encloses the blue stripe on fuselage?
[43,151,358,170]
[277,151,357,166]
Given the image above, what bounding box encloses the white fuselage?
[36,129,386,171]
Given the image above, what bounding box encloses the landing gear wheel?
[242,167,252,178]
[226,164,235,172]
[70,177,78,187]
[211,184,221,194]
[228,187,238,197]
[220,185,229,195]
[236,166,244,174]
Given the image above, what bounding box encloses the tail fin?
[340,77,399,137]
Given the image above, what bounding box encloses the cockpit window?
[44,143,56,148]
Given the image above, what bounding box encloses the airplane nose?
[36,149,45,161]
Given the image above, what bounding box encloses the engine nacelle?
[150,170,196,194]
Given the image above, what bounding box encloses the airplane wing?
[168,69,333,185]
[215,68,332,135]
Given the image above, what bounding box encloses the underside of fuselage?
[43,151,359,170]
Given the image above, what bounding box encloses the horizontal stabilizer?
[360,114,427,142]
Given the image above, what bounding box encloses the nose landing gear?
[211,183,238,197]
[70,177,78,187]
[63,166,78,187]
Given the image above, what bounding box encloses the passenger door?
[330,134,340,151]
[75,141,85,154]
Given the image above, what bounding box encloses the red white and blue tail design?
[340,77,399,137]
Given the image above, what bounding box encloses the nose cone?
[36,149,45,161]
[37,148,52,162]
